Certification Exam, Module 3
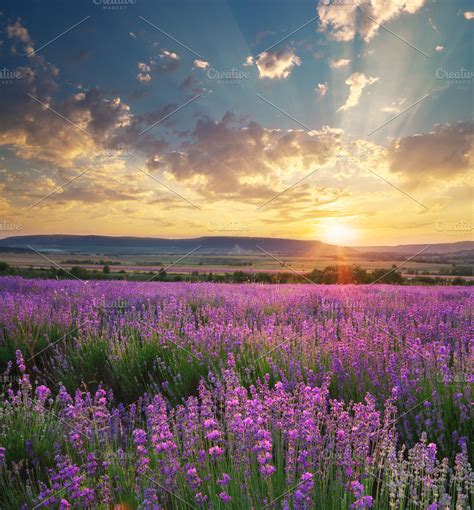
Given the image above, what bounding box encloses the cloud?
[243,56,254,67]
[137,62,151,82]
[194,59,209,69]
[428,17,438,31]
[315,82,328,96]
[255,47,301,79]
[0,22,183,187]
[136,51,181,83]
[338,72,379,112]
[146,112,342,196]
[6,20,31,42]
[329,58,350,69]
[0,33,136,168]
[157,50,180,73]
[160,50,179,60]
[381,97,406,114]
[388,122,474,187]
[381,106,399,113]
[318,0,426,42]
[435,45,444,52]
[180,74,204,95]
[6,19,35,56]
[463,11,474,20]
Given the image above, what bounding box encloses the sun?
[320,223,358,246]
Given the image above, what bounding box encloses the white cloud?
[256,47,301,79]
[381,106,399,113]
[428,17,438,31]
[137,62,151,82]
[380,98,406,114]
[243,56,254,67]
[435,45,444,52]
[316,82,328,96]
[194,59,209,69]
[137,73,151,83]
[338,72,379,112]
[318,0,426,42]
[463,11,474,20]
[330,58,351,69]
[160,50,179,60]
[136,51,181,82]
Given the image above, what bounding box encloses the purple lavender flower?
[15,350,26,372]
[219,491,232,503]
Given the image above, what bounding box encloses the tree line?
[0,261,471,285]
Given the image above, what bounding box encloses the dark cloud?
[388,122,474,187]
[145,112,340,197]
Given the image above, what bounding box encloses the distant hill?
[355,241,474,256]
[0,235,471,258]
[0,235,356,257]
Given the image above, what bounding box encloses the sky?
[0,0,472,246]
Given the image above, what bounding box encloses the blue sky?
[0,0,472,244]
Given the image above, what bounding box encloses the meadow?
[0,276,472,509]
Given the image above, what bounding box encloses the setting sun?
[321,223,358,245]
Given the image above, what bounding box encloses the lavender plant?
[0,277,472,508]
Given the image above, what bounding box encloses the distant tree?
[256,272,273,284]
[0,261,10,272]
[371,268,403,284]
[352,265,370,284]
[103,265,110,274]
[232,271,247,283]
[70,266,88,279]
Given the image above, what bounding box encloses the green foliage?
[0,398,63,473]
[57,337,110,395]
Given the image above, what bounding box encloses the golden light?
[320,222,358,246]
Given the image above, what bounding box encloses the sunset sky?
[0,0,472,245]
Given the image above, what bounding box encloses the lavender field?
[0,277,472,509]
